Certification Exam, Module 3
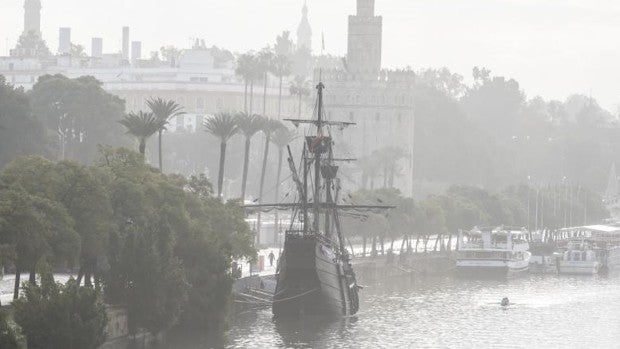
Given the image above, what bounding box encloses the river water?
[174,272,620,349]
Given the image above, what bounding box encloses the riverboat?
[558,240,601,275]
[456,227,531,277]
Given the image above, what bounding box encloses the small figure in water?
[268,251,275,267]
[501,297,510,307]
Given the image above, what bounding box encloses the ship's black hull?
[273,234,359,317]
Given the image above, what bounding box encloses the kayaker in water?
[501,297,510,306]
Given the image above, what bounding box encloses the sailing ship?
[246,81,392,317]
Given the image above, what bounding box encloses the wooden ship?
[247,81,392,317]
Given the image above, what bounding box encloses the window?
[197,97,205,110]
[397,113,402,123]
[8,63,14,71]
[349,111,354,122]
[375,113,380,122]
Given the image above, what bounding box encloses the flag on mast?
[321,32,325,52]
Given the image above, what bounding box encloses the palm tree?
[271,127,297,202]
[204,113,239,198]
[256,119,284,245]
[235,112,265,200]
[269,126,297,246]
[289,75,311,117]
[146,97,185,172]
[358,153,382,190]
[257,48,274,116]
[377,146,408,188]
[236,53,257,113]
[118,111,166,156]
[271,54,292,119]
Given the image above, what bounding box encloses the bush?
[0,308,20,349]
[13,275,107,349]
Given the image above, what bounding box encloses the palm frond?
[204,112,239,142]
[146,97,185,121]
[270,127,298,148]
[235,112,265,138]
[118,111,166,139]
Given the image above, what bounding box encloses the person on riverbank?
[268,251,275,267]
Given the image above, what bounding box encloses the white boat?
[456,227,531,277]
[529,254,561,274]
[558,240,601,275]
[587,228,620,272]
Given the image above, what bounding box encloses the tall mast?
[313,82,325,232]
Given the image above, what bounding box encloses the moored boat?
[456,227,531,277]
[558,240,601,275]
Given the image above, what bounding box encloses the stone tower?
[347,0,382,76]
[297,1,312,51]
[24,0,42,37]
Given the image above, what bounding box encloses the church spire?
[297,0,312,52]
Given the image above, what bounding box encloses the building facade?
[319,0,415,195]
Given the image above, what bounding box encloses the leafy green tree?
[13,276,107,349]
[146,97,185,172]
[70,44,86,58]
[160,46,182,65]
[52,162,112,287]
[0,75,48,167]
[119,111,166,156]
[0,183,78,299]
[13,31,51,58]
[235,113,265,200]
[98,148,253,335]
[1,157,111,287]
[29,75,126,163]
[204,113,239,198]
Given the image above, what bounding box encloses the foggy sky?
[1,0,620,110]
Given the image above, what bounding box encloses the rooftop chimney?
[131,41,142,64]
[91,37,103,58]
[58,27,71,55]
[122,26,130,60]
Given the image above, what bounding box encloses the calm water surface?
[178,273,620,348]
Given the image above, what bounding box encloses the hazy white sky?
[1,0,620,110]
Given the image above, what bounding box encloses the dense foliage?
[0,308,20,349]
[13,276,107,349]
[0,76,48,167]
[0,149,255,342]
[342,185,608,251]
